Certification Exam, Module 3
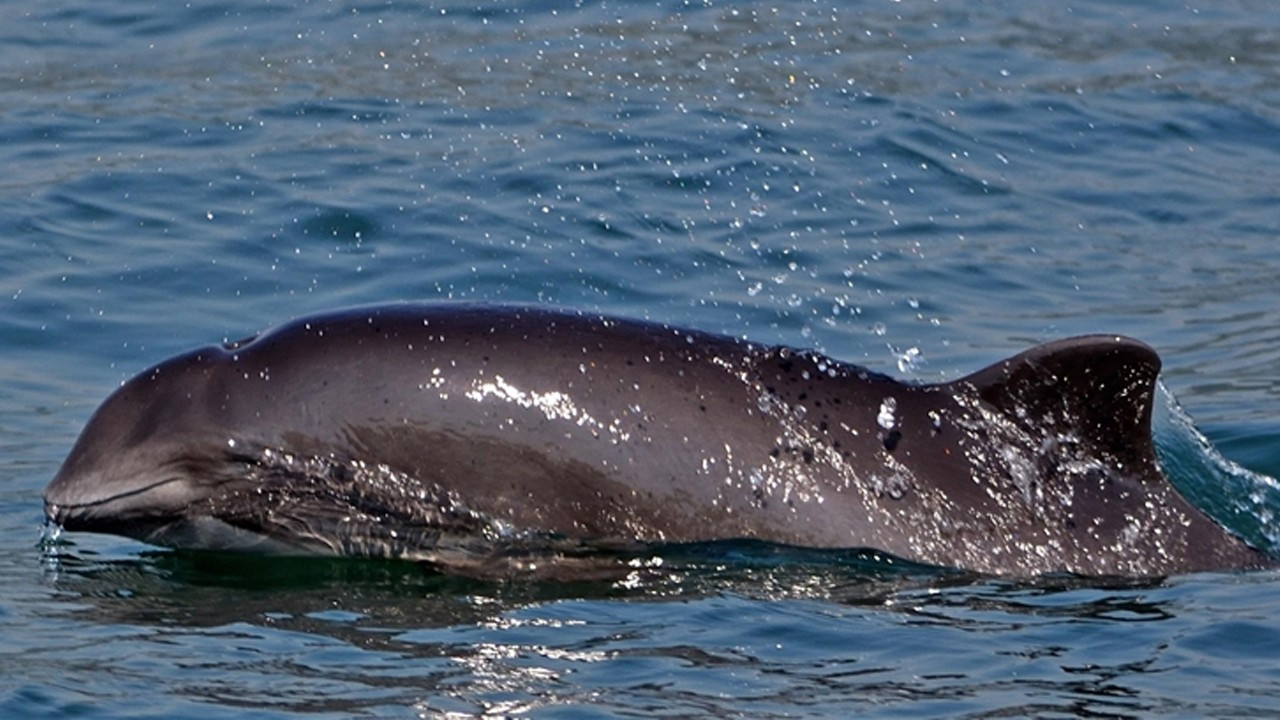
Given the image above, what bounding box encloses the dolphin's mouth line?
[44,471,229,542]
[46,450,260,523]
[46,476,187,513]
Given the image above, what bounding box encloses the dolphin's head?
[43,343,299,552]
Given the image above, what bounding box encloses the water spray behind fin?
[1152,381,1280,554]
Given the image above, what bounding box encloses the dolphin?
[43,303,1271,577]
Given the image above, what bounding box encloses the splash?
[1152,382,1280,553]
[38,520,66,581]
[39,519,63,547]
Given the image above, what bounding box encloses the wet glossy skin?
[44,304,1270,576]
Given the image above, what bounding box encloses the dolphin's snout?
[42,481,70,525]
[43,493,81,529]
[42,482,89,530]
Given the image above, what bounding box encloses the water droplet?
[897,347,922,373]
[877,397,898,431]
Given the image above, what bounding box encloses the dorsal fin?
[950,335,1162,472]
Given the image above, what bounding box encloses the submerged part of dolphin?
[44,304,1270,577]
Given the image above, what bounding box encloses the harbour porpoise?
[43,304,1271,577]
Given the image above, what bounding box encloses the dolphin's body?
[44,304,1269,577]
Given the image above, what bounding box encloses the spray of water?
[1152,381,1280,554]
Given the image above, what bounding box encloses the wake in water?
[1153,381,1280,554]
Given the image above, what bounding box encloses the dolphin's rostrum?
[44,304,1271,577]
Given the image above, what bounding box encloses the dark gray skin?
[44,304,1271,577]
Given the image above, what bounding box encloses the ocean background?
[3,0,1280,716]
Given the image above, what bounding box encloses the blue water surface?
[3,0,1280,717]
